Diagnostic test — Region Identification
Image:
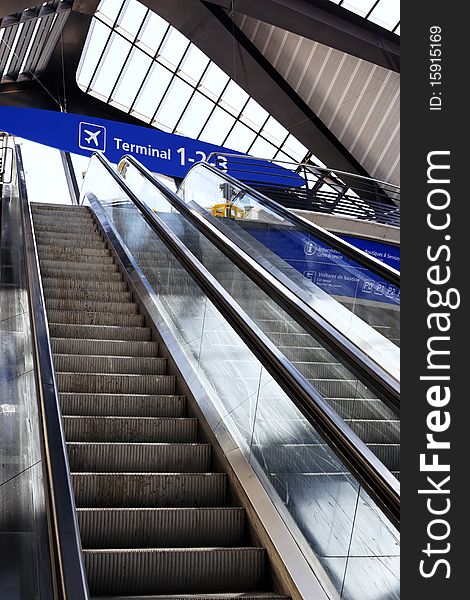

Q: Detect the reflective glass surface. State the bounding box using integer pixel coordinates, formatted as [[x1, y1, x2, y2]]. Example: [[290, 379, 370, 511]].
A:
[[179, 164, 400, 373]]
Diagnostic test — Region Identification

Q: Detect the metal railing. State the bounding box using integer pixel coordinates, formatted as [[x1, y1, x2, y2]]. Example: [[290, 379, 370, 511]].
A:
[[16, 144, 90, 600], [207, 152, 400, 227], [101, 152, 400, 527]]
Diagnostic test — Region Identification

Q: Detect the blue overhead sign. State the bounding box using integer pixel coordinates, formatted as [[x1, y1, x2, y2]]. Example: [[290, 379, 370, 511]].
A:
[[0, 107, 303, 185]]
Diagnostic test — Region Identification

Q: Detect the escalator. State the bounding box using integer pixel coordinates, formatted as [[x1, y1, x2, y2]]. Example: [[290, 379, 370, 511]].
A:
[[2, 141, 399, 600]]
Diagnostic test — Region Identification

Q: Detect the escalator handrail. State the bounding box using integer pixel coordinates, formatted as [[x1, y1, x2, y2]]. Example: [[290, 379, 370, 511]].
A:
[[87, 153, 400, 529], [188, 158, 400, 286], [118, 154, 400, 413], [16, 144, 90, 600]]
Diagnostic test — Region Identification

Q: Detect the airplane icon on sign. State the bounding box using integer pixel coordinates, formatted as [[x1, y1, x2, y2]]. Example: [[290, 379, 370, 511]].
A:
[[79, 121, 107, 152], [84, 129, 102, 146]]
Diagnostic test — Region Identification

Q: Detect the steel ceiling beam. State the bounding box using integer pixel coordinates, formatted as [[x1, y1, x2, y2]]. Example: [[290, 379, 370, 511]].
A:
[[202, 0, 400, 71]]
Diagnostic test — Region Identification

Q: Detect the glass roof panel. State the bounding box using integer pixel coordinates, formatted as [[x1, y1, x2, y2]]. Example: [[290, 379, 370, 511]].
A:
[[136, 12, 169, 55], [249, 136, 278, 160], [81, 0, 326, 168], [116, 0, 147, 40], [96, 0, 122, 25], [220, 80, 249, 116], [199, 63, 230, 101], [338, 0, 400, 34], [153, 77, 193, 130], [110, 47, 152, 110], [224, 122, 257, 153], [179, 44, 210, 85], [199, 107, 236, 145], [175, 92, 214, 138], [261, 117, 289, 147], [368, 0, 400, 30], [90, 33, 131, 101], [77, 19, 110, 90], [341, 0, 377, 17], [131, 61, 173, 121], [240, 99, 269, 130], [158, 28, 189, 69]]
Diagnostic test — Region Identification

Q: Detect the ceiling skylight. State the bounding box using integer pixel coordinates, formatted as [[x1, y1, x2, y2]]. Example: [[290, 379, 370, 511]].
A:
[[77, 0, 314, 165]]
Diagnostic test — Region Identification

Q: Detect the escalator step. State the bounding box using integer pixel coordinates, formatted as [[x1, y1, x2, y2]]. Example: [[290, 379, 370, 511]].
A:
[[46, 299, 139, 314], [83, 547, 265, 596], [49, 323, 152, 341], [57, 372, 176, 394], [92, 594, 288, 600], [345, 419, 400, 444], [77, 507, 245, 548], [48, 310, 143, 327], [37, 237, 108, 249], [39, 259, 119, 274], [52, 338, 158, 357], [67, 442, 211, 472], [60, 393, 185, 417], [72, 473, 227, 508], [38, 246, 112, 259], [45, 289, 133, 302], [43, 277, 127, 291], [53, 354, 167, 375], [43, 269, 123, 282], [63, 415, 196, 442], [35, 231, 103, 242]]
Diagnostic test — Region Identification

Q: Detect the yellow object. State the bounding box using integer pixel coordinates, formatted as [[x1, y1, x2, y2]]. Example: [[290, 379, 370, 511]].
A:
[[210, 203, 245, 219]]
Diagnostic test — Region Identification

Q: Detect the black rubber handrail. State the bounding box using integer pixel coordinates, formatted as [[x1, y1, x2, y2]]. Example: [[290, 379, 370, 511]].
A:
[[85, 152, 399, 529], [189, 158, 400, 286], [16, 144, 90, 600], [119, 154, 400, 414]]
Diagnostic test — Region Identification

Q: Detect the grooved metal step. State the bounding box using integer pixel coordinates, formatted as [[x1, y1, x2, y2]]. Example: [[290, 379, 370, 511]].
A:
[[44, 269, 123, 282], [45, 289, 133, 302], [63, 416, 197, 442], [33, 222, 98, 232], [83, 547, 265, 596], [35, 231, 102, 242], [38, 247, 112, 259], [345, 419, 400, 444], [72, 473, 227, 507], [38, 238, 108, 249], [47, 299, 139, 314], [60, 393, 185, 417], [57, 372, 176, 394], [43, 277, 127, 291], [47, 310, 143, 327], [67, 442, 210, 472], [49, 323, 151, 341], [52, 338, 158, 357], [40, 259, 118, 274], [92, 594, 287, 600], [77, 507, 245, 548], [53, 354, 166, 375]]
